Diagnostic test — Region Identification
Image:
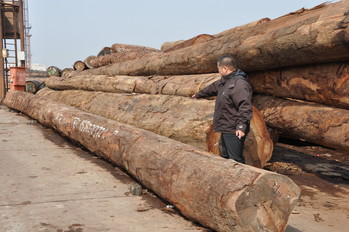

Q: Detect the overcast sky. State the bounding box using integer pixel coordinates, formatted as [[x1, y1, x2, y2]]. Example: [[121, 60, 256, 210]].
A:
[[29, 0, 333, 69]]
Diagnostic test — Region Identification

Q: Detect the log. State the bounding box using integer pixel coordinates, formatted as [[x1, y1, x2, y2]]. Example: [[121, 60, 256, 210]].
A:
[[253, 94, 349, 152], [97, 47, 112, 57], [214, 17, 271, 38], [91, 44, 162, 68], [45, 73, 220, 97], [46, 66, 61, 77], [160, 18, 270, 52], [78, 0, 349, 76], [45, 60, 349, 109], [161, 40, 184, 51], [4, 91, 300, 232], [111, 43, 160, 53], [61, 68, 74, 77], [37, 88, 273, 168], [91, 50, 161, 68], [249, 61, 349, 109], [73, 60, 87, 71], [25, 80, 45, 94], [84, 55, 97, 69], [162, 34, 214, 52]]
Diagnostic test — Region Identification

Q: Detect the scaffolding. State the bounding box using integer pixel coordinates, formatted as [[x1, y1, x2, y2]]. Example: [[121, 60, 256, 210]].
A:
[[0, 0, 28, 101], [23, 0, 30, 69]]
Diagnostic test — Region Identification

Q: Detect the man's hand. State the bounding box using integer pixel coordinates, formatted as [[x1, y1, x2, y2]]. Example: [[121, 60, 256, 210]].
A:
[[236, 130, 245, 139]]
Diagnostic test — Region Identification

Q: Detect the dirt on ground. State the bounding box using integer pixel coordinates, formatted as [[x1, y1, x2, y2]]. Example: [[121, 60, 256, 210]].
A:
[[265, 138, 349, 232]]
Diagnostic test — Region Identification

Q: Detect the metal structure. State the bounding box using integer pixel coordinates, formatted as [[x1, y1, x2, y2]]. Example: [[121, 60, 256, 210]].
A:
[[0, 0, 28, 102], [23, 0, 30, 68]]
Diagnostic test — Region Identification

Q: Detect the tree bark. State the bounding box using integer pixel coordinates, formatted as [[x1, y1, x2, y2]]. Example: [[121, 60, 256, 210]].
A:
[[253, 94, 349, 152], [160, 18, 270, 52], [4, 91, 300, 232], [111, 43, 160, 53], [249, 61, 349, 109], [97, 47, 112, 57], [161, 40, 184, 52], [91, 50, 161, 68], [78, 1, 349, 76], [45, 73, 221, 97], [214, 17, 271, 38], [90, 44, 162, 68], [37, 88, 273, 168], [161, 34, 214, 52]]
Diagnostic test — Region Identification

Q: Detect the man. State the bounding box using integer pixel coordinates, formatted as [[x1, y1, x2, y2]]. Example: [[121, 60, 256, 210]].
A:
[[192, 55, 252, 163]]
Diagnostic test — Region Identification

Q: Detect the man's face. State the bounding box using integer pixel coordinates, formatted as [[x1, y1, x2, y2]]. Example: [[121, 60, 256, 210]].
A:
[[217, 65, 229, 76]]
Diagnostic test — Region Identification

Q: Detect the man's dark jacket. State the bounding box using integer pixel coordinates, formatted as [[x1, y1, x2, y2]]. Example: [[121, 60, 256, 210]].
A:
[[195, 69, 252, 133]]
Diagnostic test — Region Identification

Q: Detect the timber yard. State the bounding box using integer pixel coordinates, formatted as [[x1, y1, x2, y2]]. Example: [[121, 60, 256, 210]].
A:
[[0, 1, 348, 232]]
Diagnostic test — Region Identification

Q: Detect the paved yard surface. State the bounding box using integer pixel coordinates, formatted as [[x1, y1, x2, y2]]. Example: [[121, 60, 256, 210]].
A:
[[0, 106, 207, 232]]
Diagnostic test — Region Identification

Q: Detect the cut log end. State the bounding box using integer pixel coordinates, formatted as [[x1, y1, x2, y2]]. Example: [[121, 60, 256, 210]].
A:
[[234, 173, 300, 232], [84, 55, 97, 69], [47, 66, 61, 77]]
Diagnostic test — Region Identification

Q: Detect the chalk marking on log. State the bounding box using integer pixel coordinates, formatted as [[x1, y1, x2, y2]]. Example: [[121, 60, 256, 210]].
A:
[[55, 113, 63, 124], [72, 117, 108, 138]]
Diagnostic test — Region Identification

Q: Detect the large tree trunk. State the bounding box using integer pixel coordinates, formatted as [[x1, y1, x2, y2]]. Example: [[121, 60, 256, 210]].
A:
[[91, 44, 161, 68], [250, 61, 349, 109], [78, 1, 348, 76], [111, 43, 160, 53], [161, 34, 214, 52], [4, 91, 300, 232], [160, 18, 270, 52], [253, 94, 349, 152], [214, 17, 271, 38], [37, 88, 273, 168], [91, 50, 161, 68], [45, 73, 220, 97]]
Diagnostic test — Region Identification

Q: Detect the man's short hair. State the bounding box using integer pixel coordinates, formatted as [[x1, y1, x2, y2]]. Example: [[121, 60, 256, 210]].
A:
[[217, 54, 237, 69]]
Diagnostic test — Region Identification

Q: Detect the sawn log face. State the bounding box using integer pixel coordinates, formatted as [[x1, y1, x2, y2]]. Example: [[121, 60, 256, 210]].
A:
[[4, 91, 300, 232]]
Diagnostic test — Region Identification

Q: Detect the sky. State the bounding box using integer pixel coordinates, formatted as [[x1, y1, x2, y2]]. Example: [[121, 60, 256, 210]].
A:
[[29, 0, 334, 69]]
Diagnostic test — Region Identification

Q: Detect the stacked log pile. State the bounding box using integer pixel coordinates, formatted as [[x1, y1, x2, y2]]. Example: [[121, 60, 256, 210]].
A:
[[6, 1, 349, 231], [45, 0, 349, 152], [67, 1, 349, 76]]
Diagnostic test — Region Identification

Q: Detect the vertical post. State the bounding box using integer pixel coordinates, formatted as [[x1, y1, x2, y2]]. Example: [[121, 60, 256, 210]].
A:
[[0, 2, 5, 102], [13, 1, 18, 67], [18, 0, 24, 67]]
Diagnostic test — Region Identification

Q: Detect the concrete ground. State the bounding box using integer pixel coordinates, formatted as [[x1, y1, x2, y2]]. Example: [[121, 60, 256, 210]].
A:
[[0, 106, 207, 232]]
